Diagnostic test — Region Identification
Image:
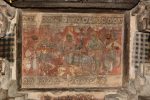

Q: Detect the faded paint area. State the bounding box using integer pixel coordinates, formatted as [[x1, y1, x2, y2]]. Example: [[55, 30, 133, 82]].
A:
[[21, 12, 124, 89], [40, 94, 103, 100], [26, 91, 116, 100]]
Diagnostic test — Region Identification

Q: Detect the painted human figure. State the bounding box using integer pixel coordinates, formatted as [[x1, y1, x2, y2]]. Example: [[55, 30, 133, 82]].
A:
[[104, 41, 121, 74], [96, 27, 122, 75]]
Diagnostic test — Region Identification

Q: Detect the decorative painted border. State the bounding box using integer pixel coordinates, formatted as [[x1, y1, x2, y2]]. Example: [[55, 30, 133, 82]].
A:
[[15, 9, 130, 92]]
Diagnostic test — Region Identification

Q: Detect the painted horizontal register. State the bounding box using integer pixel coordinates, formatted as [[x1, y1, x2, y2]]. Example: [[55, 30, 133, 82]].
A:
[[21, 12, 124, 89]]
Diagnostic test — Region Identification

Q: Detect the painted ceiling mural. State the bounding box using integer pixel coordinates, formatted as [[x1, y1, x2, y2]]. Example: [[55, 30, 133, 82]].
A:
[[21, 12, 124, 88]]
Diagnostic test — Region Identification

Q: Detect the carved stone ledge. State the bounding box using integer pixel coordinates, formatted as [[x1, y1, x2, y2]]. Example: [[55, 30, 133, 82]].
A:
[[139, 96, 150, 100], [4, 0, 139, 9]]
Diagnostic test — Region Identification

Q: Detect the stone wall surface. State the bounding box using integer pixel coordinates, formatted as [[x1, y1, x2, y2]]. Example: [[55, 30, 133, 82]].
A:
[[0, 0, 150, 100]]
